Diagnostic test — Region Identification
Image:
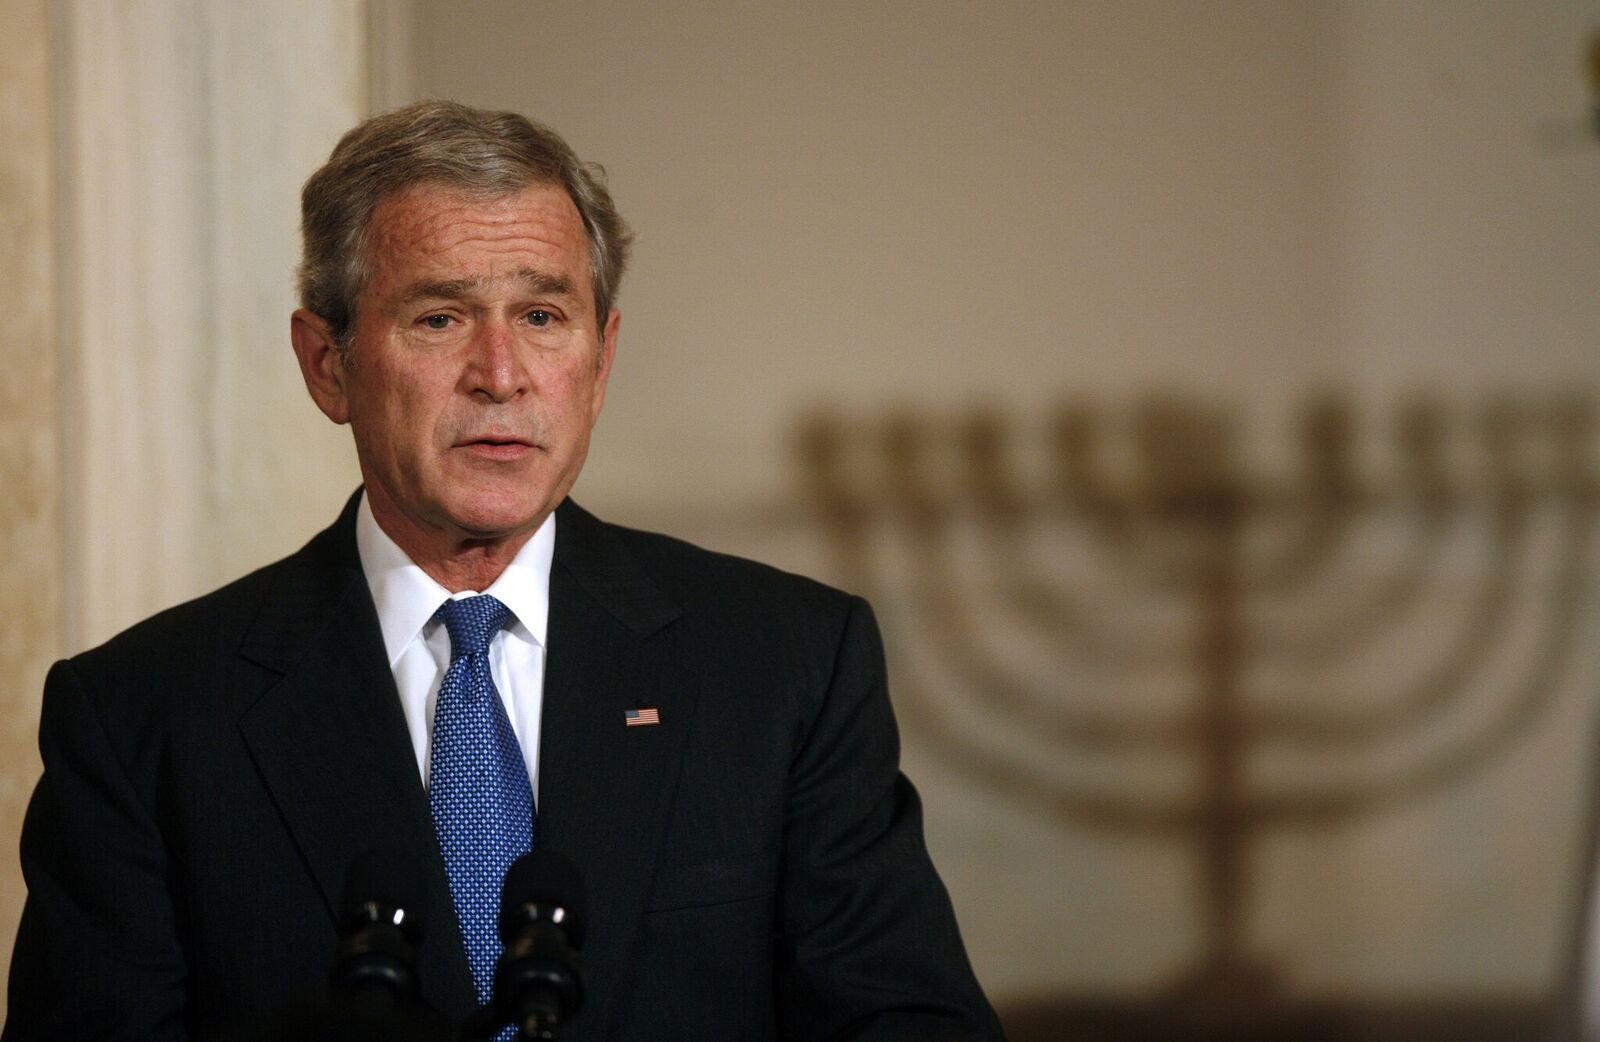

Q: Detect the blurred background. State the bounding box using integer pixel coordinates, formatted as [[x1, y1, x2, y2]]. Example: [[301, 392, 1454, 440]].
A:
[[5, 1, 1600, 1038]]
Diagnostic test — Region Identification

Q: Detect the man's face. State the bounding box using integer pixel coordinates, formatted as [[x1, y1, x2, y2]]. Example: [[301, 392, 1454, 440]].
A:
[[295, 182, 618, 556]]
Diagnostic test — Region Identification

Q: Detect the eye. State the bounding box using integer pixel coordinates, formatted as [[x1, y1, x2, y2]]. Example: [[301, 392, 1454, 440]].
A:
[[421, 313, 453, 330], [527, 309, 552, 328]]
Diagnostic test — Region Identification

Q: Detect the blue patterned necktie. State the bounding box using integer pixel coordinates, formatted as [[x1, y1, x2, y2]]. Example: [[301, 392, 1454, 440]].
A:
[[428, 595, 535, 1010]]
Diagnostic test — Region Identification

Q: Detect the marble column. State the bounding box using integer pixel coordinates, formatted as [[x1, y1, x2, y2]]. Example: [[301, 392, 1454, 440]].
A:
[[56, 0, 369, 652], [2, 0, 379, 1003], [0, 0, 61, 993]]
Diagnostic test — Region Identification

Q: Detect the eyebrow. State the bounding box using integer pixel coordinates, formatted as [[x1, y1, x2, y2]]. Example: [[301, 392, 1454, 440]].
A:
[[401, 268, 578, 306]]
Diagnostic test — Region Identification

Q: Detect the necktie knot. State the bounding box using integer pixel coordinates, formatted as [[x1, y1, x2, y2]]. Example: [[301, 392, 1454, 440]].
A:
[[434, 595, 513, 663]]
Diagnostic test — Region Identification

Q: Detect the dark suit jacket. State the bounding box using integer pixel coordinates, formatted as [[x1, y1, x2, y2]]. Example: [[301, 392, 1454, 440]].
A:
[[4, 494, 1002, 1041]]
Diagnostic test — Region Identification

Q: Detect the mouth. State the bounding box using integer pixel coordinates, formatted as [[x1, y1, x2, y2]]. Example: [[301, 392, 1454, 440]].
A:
[[457, 434, 537, 461]]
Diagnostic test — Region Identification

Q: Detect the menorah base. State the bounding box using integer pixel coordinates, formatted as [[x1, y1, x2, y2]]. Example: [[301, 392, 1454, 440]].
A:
[[998, 994, 1551, 1042], [1162, 953, 1283, 1008]]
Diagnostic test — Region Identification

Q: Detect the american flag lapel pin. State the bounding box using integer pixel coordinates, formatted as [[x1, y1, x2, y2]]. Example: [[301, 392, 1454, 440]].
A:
[[625, 707, 661, 727]]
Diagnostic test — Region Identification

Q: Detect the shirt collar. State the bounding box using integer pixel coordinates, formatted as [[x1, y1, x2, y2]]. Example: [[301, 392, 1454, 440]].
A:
[[354, 491, 555, 666]]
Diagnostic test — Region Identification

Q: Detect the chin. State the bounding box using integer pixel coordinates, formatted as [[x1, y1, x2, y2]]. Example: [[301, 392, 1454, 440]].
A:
[[445, 494, 552, 541]]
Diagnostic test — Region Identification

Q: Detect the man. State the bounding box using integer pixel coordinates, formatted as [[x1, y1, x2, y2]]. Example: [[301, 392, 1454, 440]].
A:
[[4, 101, 1003, 1041]]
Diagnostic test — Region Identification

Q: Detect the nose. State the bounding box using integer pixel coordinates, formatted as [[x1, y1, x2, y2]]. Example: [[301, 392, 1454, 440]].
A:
[[463, 317, 527, 403]]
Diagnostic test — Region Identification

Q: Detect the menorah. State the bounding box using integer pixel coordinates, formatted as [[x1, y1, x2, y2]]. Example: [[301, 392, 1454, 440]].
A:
[[796, 393, 1598, 1005]]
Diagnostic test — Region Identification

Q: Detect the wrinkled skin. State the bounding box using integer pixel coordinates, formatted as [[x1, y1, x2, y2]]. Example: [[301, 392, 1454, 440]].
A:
[[292, 182, 619, 591]]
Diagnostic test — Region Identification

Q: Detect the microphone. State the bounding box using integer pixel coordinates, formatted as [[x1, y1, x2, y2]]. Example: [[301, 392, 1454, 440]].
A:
[[463, 850, 586, 1040], [242, 848, 450, 1042], [331, 845, 426, 999]]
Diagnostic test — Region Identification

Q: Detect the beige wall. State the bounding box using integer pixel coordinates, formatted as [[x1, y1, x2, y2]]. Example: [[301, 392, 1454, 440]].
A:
[[410, 1, 1600, 522]]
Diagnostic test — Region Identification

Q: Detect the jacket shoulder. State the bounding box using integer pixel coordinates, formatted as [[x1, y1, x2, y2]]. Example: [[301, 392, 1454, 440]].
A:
[[65, 520, 348, 703], [590, 514, 858, 621]]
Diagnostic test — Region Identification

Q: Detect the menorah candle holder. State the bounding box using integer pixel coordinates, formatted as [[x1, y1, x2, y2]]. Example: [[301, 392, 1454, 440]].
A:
[[797, 393, 1598, 1007]]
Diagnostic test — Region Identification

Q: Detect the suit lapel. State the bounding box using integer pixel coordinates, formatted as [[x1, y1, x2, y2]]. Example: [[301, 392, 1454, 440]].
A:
[[540, 502, 689, 1041], [232, 495, 478, 1020]]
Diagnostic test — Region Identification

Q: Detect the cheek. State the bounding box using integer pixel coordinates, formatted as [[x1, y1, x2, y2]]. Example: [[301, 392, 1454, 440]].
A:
[[372, 365, 450, 421], [552, 359, 605, 410], [350, 374, 441, 462]]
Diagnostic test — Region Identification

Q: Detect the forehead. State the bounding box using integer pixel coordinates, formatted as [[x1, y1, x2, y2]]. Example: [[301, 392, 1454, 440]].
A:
[[363, 182, 592, 301]]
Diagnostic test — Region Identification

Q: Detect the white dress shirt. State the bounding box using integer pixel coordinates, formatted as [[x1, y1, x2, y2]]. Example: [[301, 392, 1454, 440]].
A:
[[354, 492, 552, 799]]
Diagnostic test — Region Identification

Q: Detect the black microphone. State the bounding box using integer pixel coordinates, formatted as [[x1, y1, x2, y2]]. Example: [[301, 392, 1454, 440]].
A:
[[463, 850, 586, 1041], [331, 845, 427, 998], [239, 848, 450, 1042]]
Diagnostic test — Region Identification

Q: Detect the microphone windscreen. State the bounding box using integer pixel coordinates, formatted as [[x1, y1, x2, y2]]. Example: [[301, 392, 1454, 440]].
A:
[[340, 845, 428, 929], [500, 849, 586, 947]]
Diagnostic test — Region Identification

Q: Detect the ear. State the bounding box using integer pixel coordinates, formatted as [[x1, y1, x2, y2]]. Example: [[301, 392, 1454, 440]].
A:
[[590, 308, 620, 422], [290, 308, 351, 425]]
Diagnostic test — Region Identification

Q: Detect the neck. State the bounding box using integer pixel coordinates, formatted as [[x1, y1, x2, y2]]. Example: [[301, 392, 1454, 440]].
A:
[[407, 535, 535, 593]]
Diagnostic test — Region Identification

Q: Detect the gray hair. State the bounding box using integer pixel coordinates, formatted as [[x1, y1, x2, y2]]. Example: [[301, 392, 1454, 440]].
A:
[[298, 100, 632, 353]]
